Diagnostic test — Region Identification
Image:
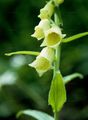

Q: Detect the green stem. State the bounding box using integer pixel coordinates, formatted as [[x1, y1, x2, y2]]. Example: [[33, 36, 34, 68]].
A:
[[54, 6, 63, 27], [53, 46, 61, 120], [54, 45, 61, 74], [56, 46, 61, 69], [53, 4, 62, 120], [54, 111, 58, 120]]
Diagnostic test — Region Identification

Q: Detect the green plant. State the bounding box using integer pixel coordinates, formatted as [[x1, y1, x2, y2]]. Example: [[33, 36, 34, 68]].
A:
[[5, 0, 88, 120]]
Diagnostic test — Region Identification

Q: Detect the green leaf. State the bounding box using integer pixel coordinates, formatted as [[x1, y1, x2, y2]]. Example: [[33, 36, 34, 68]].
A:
[[5, 51, 40, 56], [17, 109, 54, 120], [48, 71, 66, 112], [64, 73, 83, 84], [62, 32, 88, 43]]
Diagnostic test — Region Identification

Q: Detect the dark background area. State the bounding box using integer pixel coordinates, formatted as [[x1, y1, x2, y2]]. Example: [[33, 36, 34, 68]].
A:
[[0, 0, 88, 120]]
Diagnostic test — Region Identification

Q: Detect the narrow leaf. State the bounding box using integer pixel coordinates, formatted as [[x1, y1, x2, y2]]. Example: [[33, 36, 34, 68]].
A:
[[5, 51, 40, 56], [17, 109, 54, 120], [62, 32, 88, 43], [64, 73, 83, 84], [48, 71, 66, 112]]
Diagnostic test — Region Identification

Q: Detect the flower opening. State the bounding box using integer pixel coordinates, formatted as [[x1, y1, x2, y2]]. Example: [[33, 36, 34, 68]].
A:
[[41, 26, 62, 48]]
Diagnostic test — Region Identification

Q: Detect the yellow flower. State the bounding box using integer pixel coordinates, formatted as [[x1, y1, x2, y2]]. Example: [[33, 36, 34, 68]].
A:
[[31, 19, 50, 40], [54, 0, 64, 5], [41, 26, 62, 48], [29, 47, 54, 76], [29, 57, 51, 76], [38, 1, 54, 19], [39, 47, 54, 63]]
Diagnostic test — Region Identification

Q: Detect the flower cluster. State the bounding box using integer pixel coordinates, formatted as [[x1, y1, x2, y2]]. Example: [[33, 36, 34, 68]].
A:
[[29, 0, 64, 76]]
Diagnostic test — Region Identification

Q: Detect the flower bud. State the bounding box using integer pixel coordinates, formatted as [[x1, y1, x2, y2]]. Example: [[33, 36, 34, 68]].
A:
[[41, 26, 62, 48], [31, 19, 50, 40], [29, 57, 51, 76], [38, 1, 54, 19], [54, 0, 64, 6]]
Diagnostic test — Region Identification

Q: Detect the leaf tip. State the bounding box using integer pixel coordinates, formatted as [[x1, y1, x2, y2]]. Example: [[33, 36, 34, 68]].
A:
[[5, 53, 11, 56], [79, 74, 84, 79]]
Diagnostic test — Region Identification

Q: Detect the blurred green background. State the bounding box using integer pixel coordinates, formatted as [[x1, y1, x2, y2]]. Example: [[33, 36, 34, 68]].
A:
[[0, 0, 88, 120]]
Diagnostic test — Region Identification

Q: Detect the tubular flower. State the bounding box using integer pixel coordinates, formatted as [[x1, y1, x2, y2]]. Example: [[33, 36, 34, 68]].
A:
[[29, 57, 51, 76], [38, 47, 54, 63], [38, 1, 54, 19], [54, 0, 64, 5], [29, 47, 54, 76], [41, 26, 62, 48], [31, 19, 50, 40]]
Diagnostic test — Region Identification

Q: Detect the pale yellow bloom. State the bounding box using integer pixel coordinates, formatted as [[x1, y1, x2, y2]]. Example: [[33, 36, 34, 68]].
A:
[[38, 1, 54, 19], [39, 47, 54, 63], [29, 57, 51, 76], [31, 19, 50, 40], [41, 26, 62, 48], [29, 47, 54, 76]]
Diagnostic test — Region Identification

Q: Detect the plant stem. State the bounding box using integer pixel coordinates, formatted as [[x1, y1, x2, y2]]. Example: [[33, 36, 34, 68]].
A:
[[54, 111, 58, 120], [53, 46, 61, 120], [56, 46, 61, 69], [53, 4, 62, 120], [54, 6, 63, 27], [54, 46, 61, 75]]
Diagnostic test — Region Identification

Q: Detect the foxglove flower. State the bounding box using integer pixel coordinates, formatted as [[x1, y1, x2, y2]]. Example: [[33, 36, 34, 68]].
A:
[[31, 19, 50, 40], [41, 26, 62, 48], [29, 47, 54, 76], [38, 1, 54, 19], [38, 47, 54, 63]]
